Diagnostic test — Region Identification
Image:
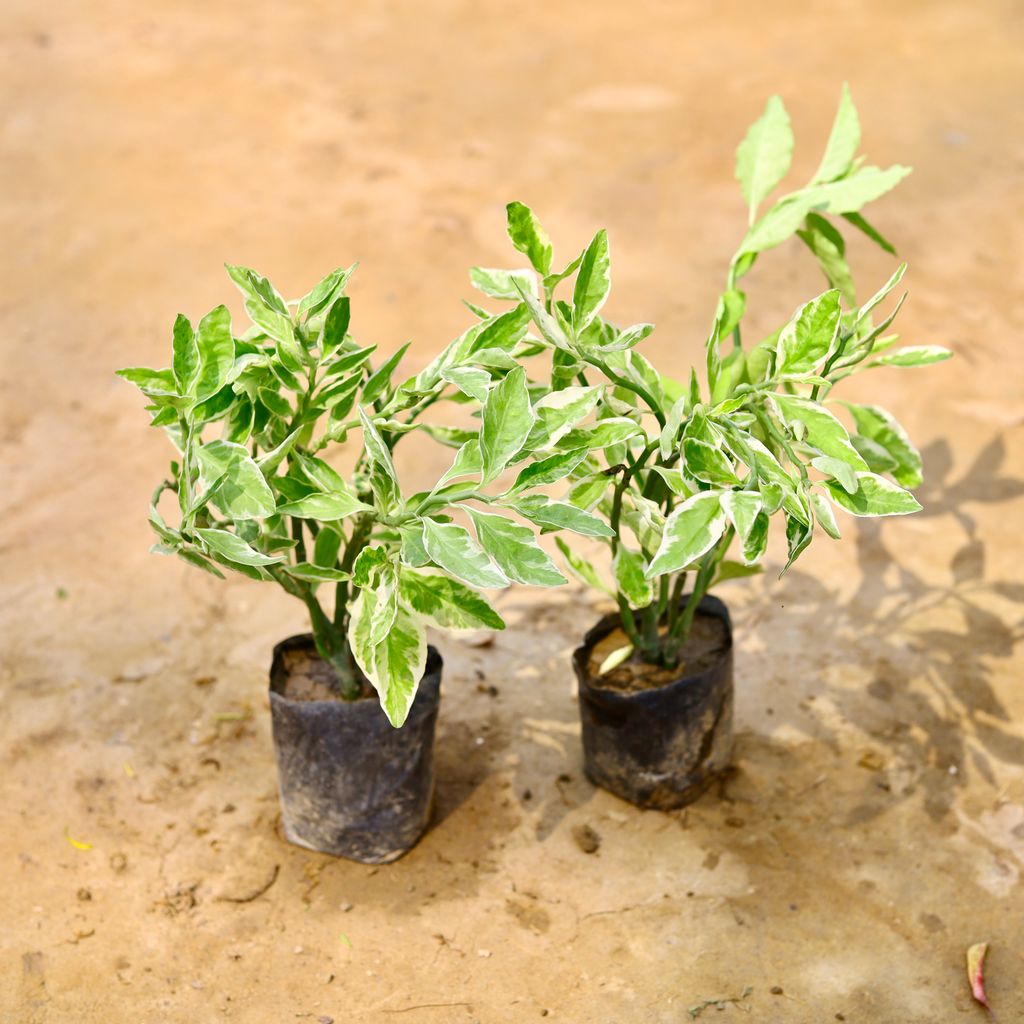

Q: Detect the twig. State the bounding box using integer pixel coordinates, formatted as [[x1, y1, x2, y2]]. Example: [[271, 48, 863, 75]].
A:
[[382, 1002, 472, 1014]]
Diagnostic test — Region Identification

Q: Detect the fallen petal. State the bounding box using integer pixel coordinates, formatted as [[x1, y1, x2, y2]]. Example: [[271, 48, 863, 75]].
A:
[[966, 942, 990, 1010]]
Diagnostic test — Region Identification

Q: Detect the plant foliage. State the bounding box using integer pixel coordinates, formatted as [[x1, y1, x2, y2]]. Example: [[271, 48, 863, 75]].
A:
[[465, 84, 949, 671], [118, 264, 613, 725]]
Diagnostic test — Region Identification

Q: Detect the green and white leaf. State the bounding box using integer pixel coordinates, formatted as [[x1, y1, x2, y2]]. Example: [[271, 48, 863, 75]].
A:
[[812, 83, 860, 184], [193, 305, 235, 403], [480, 366, 535, 483], [277, 490, 373, 521], [349, 591, 427, 728], [572, 229, 611, 333], [464, 507, 566, 586], [421, 518, 508, 588], [506, 201, 553, 275], [398, 567, 505, 631], [840, 402, 922, 488], [735, 95, 794, 223], [196, 528, 282, 566], [285, 562, 350, 582], [558, 417, 645, 452], [613, 546, 653, 608], [196, 439, 276, 519], [720, 491, 764, 564], [771, 394, 867, 470], [171, 314, 198, 394], [511, 496, 614, 538], [775, 289, 841, 379], [873, 345, 952, 368], [825, 472, 922, 516], [510, 449, 589, 494], [645, 491, 726, 578], [525, 385, 603, 450], [441, 366, 492, 403], [556, 537, 612, 594], [810, 492, 842, 539], [470, 266, 538, 301]]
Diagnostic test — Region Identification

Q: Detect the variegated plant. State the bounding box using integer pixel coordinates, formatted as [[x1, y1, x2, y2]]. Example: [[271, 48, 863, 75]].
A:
[[118, 265, 613, 725], [470, 85, 950, 673]]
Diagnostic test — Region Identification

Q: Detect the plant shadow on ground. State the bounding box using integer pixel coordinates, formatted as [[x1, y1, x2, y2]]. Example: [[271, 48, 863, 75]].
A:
[[501, 433, 1024, 847], [737, 433, 1024, 825]]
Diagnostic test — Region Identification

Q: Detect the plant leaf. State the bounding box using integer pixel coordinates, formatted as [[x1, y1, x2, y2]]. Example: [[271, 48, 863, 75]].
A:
[[196, 528, 282, 566], [797, 214, 856, 305], [480, 365, 535, 484], [349, 591, 426, 728], [682, 438, 742, 486], [470, 266, 538, 300], [171, 314, 198, 395], [362, 342, 411, 404], [512, 495, 614, 538], [196, 439, 276, 519], [873, 345, 952, 368], [825, 472, 922, 516], [645, 492, 726, 578], [320, 296, 351, 354], [810, 492, 842, 539], [613, 546, 653, 608], [194, 305, 235, 403], [775, 289, 841, 379], [771, 394, 867, 470], [572, 229, 611, 333], [840, 402, 922, 488], [720, 491, 764, 563], [285, 562, 350, 582], [556, 537, 612, 594], [525, 385, 603, 450], [277, 491, 373, 521], [441, 366, 492, 403], [735, 95, 793, 223], [298, 264, 356, 319], [812, 82, 861, 184], [399, 567, 505, 630], [464, 507, 566, 587], [421, 518, 508, 588], [510, 449, 589, 493], [506, 202, 553, 275], [558, 417, 645, 452]]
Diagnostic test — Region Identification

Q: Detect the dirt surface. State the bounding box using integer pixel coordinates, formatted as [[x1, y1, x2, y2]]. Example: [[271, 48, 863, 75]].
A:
[[587, 612, 730, 692], [275, 644, 374, 703], [2, 2, 1023, 1022]]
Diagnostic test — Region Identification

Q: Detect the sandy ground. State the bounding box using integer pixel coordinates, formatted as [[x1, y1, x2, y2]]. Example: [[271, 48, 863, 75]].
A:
[[2, 1, 1023, 1021]]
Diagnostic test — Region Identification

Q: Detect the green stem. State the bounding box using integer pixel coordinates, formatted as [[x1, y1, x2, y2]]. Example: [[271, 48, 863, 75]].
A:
[[301, 588, 359, 699], [616, 595, 644, 650], [609, 441, 660, 555], [586, 356, 667, 428], [290, 518, 308, 563]]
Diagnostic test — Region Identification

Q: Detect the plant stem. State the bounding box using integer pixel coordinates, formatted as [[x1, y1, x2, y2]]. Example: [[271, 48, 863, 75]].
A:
[[586, 355, 667, 428]]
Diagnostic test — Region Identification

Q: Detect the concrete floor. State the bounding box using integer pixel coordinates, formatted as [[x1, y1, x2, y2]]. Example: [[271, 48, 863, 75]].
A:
[[2, 1, 1022, 1021]]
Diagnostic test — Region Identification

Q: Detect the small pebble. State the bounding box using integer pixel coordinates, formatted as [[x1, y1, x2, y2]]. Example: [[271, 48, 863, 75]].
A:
[[572, 824, 601, 854], [477, 949, 492, 958], [294, 946, 304, 954], [771, 986, 784, 995]]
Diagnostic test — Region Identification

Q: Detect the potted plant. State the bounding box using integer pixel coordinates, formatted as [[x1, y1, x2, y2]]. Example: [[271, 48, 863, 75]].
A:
[[118, 262, 612, 861], [469, 86, 951, 809]]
